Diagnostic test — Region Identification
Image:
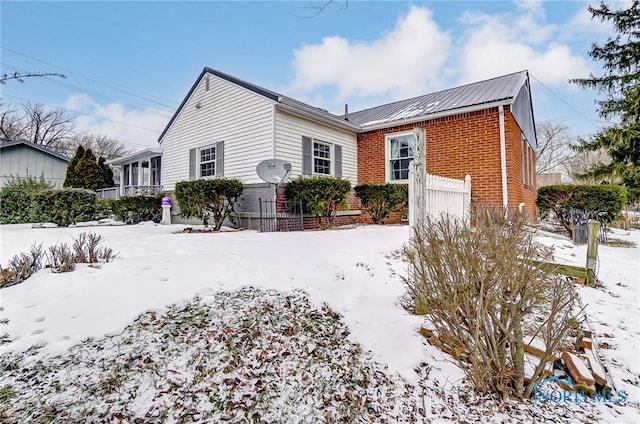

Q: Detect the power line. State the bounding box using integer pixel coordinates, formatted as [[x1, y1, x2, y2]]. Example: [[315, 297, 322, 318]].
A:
[[1, 47, 179, 109], [529, 72, 601, 130], [2, 93, 165, 146], [1, 62, 173, 119]]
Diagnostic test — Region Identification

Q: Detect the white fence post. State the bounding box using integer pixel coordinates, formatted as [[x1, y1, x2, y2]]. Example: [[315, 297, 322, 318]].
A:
[[463, 174, 471, 222], [409, 127, 426, 237]]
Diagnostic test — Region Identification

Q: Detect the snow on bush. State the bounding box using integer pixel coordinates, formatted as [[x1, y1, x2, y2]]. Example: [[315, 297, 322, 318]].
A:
[[0, 287, 424, 423]]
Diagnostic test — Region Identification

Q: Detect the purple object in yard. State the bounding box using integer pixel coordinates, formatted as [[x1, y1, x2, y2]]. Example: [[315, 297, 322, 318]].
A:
[[161, 196, 172, 206]]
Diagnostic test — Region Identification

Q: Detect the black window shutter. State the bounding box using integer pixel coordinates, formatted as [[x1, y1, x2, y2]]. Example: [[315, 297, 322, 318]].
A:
[[302, 136, 312, 175], [215, 141, 224, 177], [334, 144, 342, 178], [189, 148, 196, 180]]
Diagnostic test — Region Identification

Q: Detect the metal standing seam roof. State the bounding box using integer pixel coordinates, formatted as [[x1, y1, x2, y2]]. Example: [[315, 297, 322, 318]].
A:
[[0, 139, 70, 161], [158, 68, 531, 142], [345, 71, 529, 128]]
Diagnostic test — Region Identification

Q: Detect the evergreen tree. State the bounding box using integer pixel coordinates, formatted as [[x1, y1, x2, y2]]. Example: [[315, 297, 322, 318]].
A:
[[74, 148, 104, 190], [571, 1, 640, 202], [98, 157, 115, 188], [63, 145, 85, 188]]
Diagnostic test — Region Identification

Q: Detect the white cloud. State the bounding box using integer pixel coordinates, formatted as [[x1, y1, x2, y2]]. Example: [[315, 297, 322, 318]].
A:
[[289, 6, 451, 102], [456, 5, 591, 85], [286, 2, 597, 114], [63, 94, 171, 149]]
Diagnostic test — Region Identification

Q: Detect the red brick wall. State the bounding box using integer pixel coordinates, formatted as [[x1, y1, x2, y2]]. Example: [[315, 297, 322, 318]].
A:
[[504, 106, 537, 217], [357, 106, 537, 219]]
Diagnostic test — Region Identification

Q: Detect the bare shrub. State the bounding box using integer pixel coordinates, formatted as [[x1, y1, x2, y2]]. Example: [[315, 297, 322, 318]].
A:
[[47, 243, 76, 273], [98, 247, 118, 263], [1, 234, 119, 288], [403, 207, 577, 399], [0, 244, 44, 288], [72, 232, 105, 263], [0, 307, 9, 346]]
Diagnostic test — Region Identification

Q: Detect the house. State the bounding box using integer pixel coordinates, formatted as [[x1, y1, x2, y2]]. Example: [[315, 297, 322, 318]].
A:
[[145, 67, 538, 225], [158, 67, 361, 226], [537, 172, 573, 188], [0, 139, 69, 188], [348, 71, 538, 217]]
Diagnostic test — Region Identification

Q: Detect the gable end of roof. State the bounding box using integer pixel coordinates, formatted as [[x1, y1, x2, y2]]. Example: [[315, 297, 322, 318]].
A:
[[158, 67, 282, 143], [0, 139, 70, 161]]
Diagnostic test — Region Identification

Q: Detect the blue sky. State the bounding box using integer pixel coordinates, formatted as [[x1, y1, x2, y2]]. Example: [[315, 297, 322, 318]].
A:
[[0, 1, 622, 150]]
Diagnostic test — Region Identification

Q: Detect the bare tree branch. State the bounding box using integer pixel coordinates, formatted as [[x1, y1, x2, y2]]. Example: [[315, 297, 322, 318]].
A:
[[303, 0, 348, 18], [0, 71, 65, 84], [535, 121, 576, 174], [56, 133, 131, 161], [21, 102, 75, 147]]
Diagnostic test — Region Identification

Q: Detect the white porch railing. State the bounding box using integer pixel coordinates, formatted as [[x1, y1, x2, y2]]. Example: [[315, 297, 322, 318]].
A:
[[95, 185, 163, 199]]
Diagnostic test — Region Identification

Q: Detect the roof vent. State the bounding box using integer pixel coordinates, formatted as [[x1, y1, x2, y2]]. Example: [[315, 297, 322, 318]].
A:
[[344, 104, 349, 121]]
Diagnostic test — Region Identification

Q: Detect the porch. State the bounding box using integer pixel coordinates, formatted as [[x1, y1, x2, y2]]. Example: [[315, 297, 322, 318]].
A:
[[105, 148, 163, 199]]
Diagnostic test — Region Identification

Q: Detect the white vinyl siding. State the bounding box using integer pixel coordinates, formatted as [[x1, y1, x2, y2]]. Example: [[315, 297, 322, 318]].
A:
[[160, 72, 276, 190], [0, 145, 68, 188], [274, 109, 357, 183]]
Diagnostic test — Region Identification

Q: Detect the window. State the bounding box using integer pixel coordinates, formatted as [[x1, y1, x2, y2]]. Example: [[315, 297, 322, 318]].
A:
[[123, 164, 130, 186], [313, 141, 331, 175], [131, 162, 139, 186], [151, 156, 161, 185], [189, 142, 223, 180], [141, 160, 150, 185], [521, 134, 526, 184], [200, 145, 216, 177], [529, 146, 535, 188], [388, 133, 414, 181]]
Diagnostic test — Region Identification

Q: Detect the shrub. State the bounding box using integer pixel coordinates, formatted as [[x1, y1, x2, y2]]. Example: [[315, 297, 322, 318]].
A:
[[30, 188, 97, 226], [108, 194, 164, 223], [175, 179, 244, 231], [0, 175, 54, 224], [285, 176, 351, 229], [354, 183, 408, 224], [537, 184, 627, 237], [0, 244, 44, 288], [1, 233, 118, 288], [403, 207, 577, 399], [64, 146, 114, 190], [47, 243, 76, 273]]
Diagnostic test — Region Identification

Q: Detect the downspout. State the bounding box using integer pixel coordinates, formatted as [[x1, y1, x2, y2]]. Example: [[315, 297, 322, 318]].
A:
[[272, 104, 277, 159], [499, 105, 508, 210]]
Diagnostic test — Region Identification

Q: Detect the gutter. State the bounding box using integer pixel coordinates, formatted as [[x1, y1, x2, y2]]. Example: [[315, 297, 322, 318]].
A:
[[360, 99, 512, 132], [499, 105, 509, 209]]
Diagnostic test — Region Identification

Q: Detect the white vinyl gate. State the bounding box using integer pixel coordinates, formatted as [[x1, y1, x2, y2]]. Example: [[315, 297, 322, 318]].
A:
[[408, 128, 472, 231]]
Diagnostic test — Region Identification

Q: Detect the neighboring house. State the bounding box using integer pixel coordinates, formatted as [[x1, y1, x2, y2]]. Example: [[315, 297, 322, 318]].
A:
[[537, 172, 573, 188], [0, 139, 69, 188], [106, 148, 163, 198], [349, 70, 538, 217], [142, 67, 538, 224], [158, 67, 361, 224]]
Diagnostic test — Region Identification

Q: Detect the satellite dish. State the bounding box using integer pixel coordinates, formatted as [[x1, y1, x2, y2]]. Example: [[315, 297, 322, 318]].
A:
[[256, 159, 292, 185]]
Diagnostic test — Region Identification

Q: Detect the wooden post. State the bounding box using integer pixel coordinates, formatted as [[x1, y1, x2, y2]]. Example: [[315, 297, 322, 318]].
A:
[[586, 221, 600, 286]]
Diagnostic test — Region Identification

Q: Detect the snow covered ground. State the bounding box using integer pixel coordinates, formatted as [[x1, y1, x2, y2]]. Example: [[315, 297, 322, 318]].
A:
[[0, 223, 638, 422]]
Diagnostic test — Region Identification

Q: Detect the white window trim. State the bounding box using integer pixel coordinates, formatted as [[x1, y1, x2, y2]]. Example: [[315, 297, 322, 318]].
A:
[[198, 143, 217, 178], [312, 139, 333, 176], [385, 131, 415, 183]]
